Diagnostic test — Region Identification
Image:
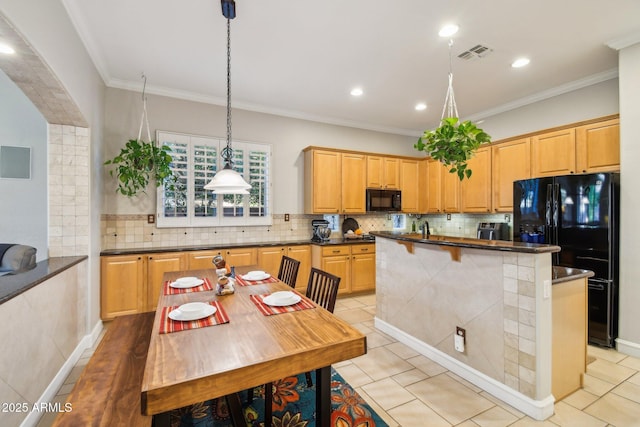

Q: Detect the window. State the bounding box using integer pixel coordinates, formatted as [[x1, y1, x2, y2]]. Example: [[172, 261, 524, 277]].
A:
[[156, 131, 272, 227]]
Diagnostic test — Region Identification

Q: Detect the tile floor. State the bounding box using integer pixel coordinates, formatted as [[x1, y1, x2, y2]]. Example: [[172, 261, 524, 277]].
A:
[[39, 293, 640, 427]]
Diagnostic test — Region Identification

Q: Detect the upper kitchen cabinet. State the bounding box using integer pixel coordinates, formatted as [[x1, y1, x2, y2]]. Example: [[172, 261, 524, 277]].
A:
[[460, 146, 492, 213], [304, 147, 366, 214], [531, 128, 577, 177], [442, 165, 461, 213], [366, 156, 400, 189], [418, 160, 429, 213], [341, 153, 367, 214], [492, 138, 531, 212], [400, 159, 420, 213], [531, 116, 620, 178], [575, 118, 620, 173], [426, 158, 443, 213]]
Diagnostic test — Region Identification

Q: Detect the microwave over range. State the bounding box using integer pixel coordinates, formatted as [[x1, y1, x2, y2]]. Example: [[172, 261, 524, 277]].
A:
[[366, 189, 402, 212]]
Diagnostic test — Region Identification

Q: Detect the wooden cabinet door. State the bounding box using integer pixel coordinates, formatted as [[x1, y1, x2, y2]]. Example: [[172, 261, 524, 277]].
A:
[[286, 245, 312, 292], [257, 246, 286, 277], [101, 255, 144, 320], [321, 255, 351, 295], [442, 166, 461, 213], [305, 149, 341, 213], [461, 147, 492, 213], [400, 159, 420, 213], [147, 252, 185, 311], [341, 153, 366, 213], [492, 138, 531, 212], [531, 128, 576, 177], [383, 157, 400, 189], [366, 155, 384, 188], [418, 159, 429, 213], [224, 247, 258, 267], [576, 118, 620, 173], [426, 158, 443, 213], [351, 244, 376, 293]]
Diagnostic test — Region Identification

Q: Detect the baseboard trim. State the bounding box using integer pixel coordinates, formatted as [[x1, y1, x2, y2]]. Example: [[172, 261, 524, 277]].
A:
[[615, 338, 640, 358], [375, 317, 555, 421], [20, 319, 104, 427]]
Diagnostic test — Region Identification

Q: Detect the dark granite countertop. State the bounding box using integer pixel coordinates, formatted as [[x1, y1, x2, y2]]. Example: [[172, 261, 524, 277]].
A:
[[100, 237, 376, 256], [371, 231, 561, 254], [552, 266, 594, 284], [0, 256, 88, 304]]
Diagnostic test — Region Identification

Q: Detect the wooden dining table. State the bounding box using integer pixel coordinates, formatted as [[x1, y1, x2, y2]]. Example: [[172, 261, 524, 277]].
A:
[[141, 267, 367, 427]]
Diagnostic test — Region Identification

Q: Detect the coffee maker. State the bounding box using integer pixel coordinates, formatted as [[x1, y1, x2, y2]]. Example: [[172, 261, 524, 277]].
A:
[[311, 219, 331, 242]]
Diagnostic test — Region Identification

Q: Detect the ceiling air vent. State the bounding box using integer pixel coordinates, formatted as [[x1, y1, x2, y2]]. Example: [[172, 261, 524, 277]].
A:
[[457, 44, 493, 61]]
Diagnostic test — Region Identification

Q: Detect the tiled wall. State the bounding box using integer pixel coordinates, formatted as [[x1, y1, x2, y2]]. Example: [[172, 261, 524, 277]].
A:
[[48, 125, 90, 257], [100, 212, 513, 250]]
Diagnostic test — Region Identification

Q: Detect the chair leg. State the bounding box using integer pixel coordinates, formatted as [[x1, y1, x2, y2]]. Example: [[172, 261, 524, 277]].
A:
[[265, 382, 272, 427], [247, 386, 254, 403], [305, 371, 313, 388]]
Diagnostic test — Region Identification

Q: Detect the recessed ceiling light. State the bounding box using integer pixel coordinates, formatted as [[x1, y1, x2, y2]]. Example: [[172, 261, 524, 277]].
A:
[[438, 24, 459, 38], [512, 57, 530, 68], [415, 103, 427, 111], [0, 42, 15, 55], [350, 87, 363, 97]]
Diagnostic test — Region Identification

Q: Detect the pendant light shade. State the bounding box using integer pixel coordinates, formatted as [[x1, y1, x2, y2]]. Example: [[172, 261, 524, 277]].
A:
[[204, 0, 251, 195], [204, 164, 250, 194]]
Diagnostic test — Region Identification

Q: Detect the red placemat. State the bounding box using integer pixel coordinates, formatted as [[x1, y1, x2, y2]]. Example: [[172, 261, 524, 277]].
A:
[[163, 278, 214, 295], [250, 291, 316, 316], [159, 301, 229, 334], [235, 274, 279, 286]]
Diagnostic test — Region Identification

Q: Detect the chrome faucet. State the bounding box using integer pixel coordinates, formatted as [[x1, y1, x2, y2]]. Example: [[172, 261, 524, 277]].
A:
[[422, 221, 430, 238]]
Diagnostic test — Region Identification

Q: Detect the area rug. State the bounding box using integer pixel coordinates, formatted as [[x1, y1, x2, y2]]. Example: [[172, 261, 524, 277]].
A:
[[170, 368, 388, 427]]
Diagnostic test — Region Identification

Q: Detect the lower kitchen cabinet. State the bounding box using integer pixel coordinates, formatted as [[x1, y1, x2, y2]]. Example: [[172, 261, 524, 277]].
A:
[[100, 252, 186, 320], [186, 247, 257, 270], [311, 244, 376, 295], [257, 245, 312, 292]]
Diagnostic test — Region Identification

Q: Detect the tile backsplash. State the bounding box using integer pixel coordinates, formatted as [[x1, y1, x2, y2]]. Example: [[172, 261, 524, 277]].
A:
[[101, 212, 512, 250]]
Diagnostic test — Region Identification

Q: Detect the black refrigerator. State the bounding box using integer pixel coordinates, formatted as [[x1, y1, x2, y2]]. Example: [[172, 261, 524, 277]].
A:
[[513, 172, 620, 347]]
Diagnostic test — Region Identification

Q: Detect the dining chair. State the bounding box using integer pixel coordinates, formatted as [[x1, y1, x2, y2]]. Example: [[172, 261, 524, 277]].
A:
[[249, 267, 341, 424], [277, 255, 300, 288]]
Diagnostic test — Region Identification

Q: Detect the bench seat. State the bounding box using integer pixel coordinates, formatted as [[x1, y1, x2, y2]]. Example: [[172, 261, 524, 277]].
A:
[[52, 312, 154, 427]]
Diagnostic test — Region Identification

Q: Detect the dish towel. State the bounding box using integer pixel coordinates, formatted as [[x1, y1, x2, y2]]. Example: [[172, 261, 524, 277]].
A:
[[250, 292, 316, 316], [159, 301, 229, 334], [163, 278, 214, 295], [235, 275, 279, 286]]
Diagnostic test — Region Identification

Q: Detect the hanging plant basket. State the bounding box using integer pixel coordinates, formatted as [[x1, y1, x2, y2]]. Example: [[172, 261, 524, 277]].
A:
[[104, 138, 176, 197], [104, 75, 177, 197], [415, 117, 491, 180]]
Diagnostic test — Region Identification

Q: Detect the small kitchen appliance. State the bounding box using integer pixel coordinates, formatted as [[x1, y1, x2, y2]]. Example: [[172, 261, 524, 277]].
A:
[[366, 189, 402, 212], [311, 219, 331, 242], [477, 222, 509, 240]]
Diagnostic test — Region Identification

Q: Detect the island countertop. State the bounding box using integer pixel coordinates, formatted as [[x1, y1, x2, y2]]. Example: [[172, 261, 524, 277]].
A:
[[371, 231, 561, 254]]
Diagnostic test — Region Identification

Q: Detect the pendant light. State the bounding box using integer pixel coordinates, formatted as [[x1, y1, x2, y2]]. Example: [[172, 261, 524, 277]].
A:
[[204, 0, 251, 195]]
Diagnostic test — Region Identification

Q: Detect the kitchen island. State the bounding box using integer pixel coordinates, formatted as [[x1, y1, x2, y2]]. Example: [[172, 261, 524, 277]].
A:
[[371, 231, 564, 420]]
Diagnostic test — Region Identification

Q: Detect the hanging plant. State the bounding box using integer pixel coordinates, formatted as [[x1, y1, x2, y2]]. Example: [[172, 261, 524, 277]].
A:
[[414, 38, 491, 180], [104, 74, 177, 197], [415, 117, 490, 180], [104, 138, 176, 197]]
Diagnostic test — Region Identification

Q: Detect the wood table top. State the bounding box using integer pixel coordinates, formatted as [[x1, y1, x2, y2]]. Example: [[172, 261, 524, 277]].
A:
[[141, 268, 367, 415]]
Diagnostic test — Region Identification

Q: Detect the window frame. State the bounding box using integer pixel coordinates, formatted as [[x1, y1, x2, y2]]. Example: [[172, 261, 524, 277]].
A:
[[156, 131, 272, 228]]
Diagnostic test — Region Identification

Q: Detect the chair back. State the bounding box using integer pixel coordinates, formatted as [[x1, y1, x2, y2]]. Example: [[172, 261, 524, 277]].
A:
[[305, 267, 341, 313], [277, 255, 301, 288]]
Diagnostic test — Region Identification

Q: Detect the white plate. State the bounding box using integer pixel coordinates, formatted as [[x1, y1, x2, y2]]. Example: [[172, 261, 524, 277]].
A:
[[168, 302, 217, 321], [243, 271, 271, 281], [170, 278, 205, 289], [263, 292, 301, 307]]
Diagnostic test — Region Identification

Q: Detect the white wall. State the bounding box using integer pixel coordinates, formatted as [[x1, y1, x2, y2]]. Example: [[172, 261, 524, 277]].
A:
[[103, 88, 418, 215], [480, 78, 619, 141], [617, 42, 640, 357], [0, 69, 48, 259]]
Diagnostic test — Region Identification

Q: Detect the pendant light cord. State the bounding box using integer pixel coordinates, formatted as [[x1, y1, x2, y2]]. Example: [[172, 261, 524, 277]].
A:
[[221, 17, 233, 166]]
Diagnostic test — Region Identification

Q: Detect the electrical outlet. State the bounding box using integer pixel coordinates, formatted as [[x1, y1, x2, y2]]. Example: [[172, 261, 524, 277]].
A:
[[454, 327, 466, 352], [447, 214, 451, 220], [284, 213, 290, 222], [147, 214, 155, 224], [504, 214, 510, 222]]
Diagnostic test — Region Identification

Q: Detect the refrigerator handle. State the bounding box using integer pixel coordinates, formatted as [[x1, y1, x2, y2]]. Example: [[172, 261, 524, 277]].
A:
[[545, 184, 552, 226], [553, 183, 559, 228]]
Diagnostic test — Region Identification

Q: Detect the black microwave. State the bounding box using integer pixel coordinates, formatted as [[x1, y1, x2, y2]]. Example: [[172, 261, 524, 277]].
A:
[[366, 189, 402, 212]]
